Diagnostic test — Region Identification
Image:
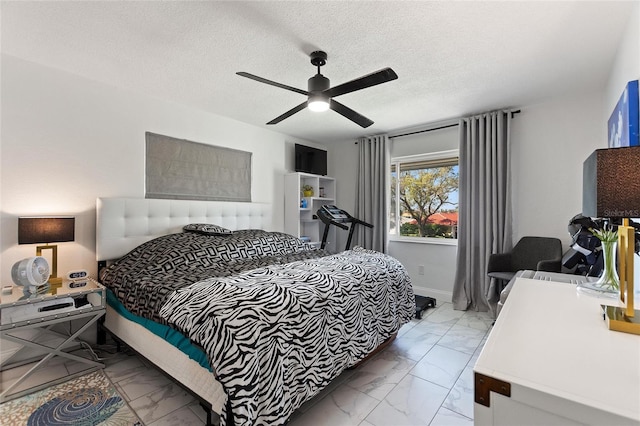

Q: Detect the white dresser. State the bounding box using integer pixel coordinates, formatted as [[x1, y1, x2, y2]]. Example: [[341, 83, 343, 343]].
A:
[[474, 277, 640, 425]]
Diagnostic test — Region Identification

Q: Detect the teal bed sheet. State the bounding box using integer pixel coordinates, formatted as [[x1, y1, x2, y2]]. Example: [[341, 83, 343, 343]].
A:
[[106, 290, 212, 371]]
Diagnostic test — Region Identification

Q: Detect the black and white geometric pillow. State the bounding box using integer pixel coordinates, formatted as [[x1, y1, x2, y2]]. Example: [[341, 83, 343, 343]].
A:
[[183, 223, 233, 236]]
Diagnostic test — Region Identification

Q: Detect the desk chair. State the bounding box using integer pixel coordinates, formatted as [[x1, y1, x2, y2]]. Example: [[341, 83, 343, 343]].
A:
[[487, 236, 563, 291]]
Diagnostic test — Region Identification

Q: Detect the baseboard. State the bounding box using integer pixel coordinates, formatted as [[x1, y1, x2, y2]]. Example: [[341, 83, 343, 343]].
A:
[[411, 286, 452, 303]]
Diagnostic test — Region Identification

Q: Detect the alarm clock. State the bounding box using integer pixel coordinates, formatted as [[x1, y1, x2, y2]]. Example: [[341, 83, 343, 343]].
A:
[[67, 269, 89, 281]]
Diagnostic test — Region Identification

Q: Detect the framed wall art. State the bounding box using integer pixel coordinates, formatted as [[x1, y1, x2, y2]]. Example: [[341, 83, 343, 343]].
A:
[[145, 132, 252, 202], [608, 80, 639, 148]]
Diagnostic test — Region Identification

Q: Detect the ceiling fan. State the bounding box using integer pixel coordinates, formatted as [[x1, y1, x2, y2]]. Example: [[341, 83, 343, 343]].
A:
[[236, 51, 398, 128]]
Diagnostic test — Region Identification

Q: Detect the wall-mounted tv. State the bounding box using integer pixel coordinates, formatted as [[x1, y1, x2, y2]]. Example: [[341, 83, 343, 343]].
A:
[[295, 144, 327, 176]]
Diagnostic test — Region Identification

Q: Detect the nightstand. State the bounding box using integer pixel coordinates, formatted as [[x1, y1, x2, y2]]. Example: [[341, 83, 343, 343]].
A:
[[0, 278, 106, 402]]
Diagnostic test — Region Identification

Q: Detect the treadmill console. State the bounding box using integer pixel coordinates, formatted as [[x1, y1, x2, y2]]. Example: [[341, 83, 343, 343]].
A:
[[321, 205, 349, 220]]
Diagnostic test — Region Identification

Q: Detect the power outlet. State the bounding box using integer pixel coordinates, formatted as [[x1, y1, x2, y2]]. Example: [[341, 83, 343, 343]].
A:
[[418, 265, 425, 275]]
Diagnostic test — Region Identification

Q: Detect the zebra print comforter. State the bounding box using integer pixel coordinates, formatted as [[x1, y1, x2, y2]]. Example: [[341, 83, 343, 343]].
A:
[[159, 246, 414, 426], [100, 230, 328, 323]]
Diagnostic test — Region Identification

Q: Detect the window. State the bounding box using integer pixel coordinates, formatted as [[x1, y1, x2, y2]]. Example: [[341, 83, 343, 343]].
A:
[[389, 150, 459, 242]]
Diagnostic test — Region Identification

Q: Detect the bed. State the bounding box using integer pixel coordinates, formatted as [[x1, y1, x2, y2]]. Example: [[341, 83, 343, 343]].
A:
[[96, 197, 414, 426]]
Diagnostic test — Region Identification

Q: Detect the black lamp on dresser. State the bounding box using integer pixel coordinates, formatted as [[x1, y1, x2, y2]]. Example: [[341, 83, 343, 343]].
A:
[[583, 145, 640, 334]]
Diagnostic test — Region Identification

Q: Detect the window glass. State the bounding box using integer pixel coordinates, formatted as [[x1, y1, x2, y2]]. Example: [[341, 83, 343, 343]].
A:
[[390, 152, 459, 240]]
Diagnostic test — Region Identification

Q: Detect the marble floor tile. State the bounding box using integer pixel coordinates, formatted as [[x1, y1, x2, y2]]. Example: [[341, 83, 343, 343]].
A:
[[148, 404, 206, 426], [289, 383, 380, 426], [116, 364, 174, 401], [103, 353, 148, 383], [455, 310, 494, 331], [468, 338, 486, 367], [430, 407, 473, 426], [99, 349, 131, 369], [397, 320, 417, 337], [345, 348, 416, 400], [423, 303, 466, 324], [113, 381, 128, 403], [63, 348, 103, 375], [365, 374, 449, 426], [64, 360, 95, 376], [442, 365, 475, 419], [128, 381, 196, 424], [437, 324, 487, 354], [391, 325, 442, 361], [409, 345, 471, 389], [410, 317, 457, 337]]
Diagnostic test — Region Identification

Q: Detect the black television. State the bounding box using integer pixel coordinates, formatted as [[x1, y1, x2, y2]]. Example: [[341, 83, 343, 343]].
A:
[[295, 144, 327, 176]]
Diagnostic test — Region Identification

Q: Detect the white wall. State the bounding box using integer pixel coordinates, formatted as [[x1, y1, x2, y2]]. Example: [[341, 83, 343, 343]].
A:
[[0, 55, 316, 284], [604, 2, 639, 117], [603, 2, 640, 291], [511, 90, 605, 250]]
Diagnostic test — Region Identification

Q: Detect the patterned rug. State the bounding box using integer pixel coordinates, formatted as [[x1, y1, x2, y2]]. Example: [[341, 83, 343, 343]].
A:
[[0, 370, 141, 425]]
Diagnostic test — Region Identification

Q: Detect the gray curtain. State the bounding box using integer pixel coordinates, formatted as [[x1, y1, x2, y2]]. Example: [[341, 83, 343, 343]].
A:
[[355, 135, 389, 253], [452, 111, 512, 313]]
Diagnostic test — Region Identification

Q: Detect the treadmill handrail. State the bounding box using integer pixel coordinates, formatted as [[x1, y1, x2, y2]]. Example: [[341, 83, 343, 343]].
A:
[[316, 207, 374, 250]]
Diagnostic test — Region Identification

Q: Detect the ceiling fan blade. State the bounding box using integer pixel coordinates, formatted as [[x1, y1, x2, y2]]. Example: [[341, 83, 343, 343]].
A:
[[330, 100, 374, 128], [266, 102, 308, 125], [237, 72, 309, 96], [325, 68, 398, 98]]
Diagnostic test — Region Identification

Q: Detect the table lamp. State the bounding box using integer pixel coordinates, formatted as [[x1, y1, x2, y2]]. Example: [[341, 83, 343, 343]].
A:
[[18, 217, 75, 285], [583, 146, 640, 334]]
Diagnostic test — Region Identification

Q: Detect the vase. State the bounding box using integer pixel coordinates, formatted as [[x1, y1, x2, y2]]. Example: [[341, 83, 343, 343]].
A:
[[594, 240, 620, 293]]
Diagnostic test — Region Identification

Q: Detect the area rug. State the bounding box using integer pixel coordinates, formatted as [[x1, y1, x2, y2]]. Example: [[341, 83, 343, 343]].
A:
[[0, 370, 141, 425]]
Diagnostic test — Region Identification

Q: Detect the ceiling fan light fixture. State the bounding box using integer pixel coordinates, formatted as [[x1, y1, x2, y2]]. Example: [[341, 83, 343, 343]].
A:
[[308, 94, 330, 112], [236, 50, 397, 127]]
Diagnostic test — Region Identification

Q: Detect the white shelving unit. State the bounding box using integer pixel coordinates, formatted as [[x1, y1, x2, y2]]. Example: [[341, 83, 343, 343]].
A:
[[284, 172, 336, 249]]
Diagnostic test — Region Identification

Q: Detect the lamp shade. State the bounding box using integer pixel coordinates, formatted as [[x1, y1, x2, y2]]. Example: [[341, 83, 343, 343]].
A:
[[582, 146, 640, 218], [18, 217, 75, 244]]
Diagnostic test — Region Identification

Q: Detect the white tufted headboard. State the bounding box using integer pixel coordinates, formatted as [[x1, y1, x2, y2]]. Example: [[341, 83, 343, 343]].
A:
[[96, 197, 272, 261]]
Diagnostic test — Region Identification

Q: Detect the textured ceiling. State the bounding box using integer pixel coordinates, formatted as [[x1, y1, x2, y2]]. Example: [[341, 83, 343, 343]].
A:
[[1, 1, 634, 143]]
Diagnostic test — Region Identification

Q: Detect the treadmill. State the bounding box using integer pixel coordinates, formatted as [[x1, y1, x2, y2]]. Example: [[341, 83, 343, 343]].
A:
[[316, 205, 373, 251], [316, 205, 436, 318]]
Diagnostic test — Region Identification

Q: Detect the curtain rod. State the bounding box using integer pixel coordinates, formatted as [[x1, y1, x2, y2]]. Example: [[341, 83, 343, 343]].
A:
[[390, 109, 521, 139]]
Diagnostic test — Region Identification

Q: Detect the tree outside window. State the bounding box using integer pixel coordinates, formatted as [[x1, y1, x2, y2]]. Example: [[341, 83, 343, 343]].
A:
[[390, 152, 459, 240]]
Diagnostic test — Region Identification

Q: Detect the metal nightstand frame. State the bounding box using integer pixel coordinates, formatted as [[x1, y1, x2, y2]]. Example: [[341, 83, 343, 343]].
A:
[[0, 281, 106, 402]]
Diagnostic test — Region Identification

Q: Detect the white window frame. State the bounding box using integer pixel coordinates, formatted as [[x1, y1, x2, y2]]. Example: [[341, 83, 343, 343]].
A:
[[389, 149, 459, 246]]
